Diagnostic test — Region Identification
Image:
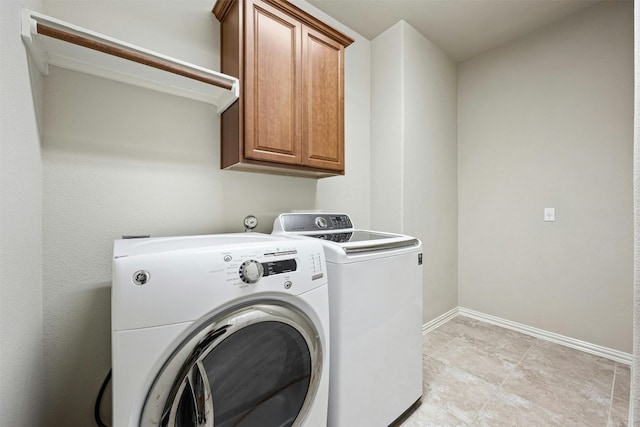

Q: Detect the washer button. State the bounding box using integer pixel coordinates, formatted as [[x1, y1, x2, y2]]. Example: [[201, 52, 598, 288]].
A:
[[284, 281, 293, 289]]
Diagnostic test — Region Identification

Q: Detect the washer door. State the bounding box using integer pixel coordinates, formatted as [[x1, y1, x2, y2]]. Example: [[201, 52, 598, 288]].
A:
[[140, 303, 322, 427]]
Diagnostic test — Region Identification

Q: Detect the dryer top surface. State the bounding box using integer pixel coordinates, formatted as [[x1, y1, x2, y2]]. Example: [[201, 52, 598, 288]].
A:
[[113, 233, 291, 258]]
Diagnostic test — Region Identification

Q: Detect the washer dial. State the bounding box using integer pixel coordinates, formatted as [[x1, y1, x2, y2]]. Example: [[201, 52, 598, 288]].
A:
[[315, 216, 328, 229], [239, 260, 264, 284]]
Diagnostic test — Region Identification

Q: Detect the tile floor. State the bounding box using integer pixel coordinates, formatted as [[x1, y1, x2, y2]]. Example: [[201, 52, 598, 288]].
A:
[[398, 316, 630, 426]]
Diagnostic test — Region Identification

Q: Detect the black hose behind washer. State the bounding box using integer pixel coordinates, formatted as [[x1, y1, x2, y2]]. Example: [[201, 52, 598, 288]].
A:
[[94, 369, 111, 427]]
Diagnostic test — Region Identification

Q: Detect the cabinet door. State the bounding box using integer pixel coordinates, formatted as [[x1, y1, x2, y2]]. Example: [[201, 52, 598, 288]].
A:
[[301, 26, 345, 172], [244, 0, 302, 165]]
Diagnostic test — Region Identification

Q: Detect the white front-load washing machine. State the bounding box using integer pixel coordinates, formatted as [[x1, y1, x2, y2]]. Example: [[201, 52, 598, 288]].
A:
[[273, 213, 423, 427], [111, 233, 330, 427]]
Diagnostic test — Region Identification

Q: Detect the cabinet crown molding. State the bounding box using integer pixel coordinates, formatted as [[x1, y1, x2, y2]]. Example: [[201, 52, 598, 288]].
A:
[[213, 0, 354, 47]]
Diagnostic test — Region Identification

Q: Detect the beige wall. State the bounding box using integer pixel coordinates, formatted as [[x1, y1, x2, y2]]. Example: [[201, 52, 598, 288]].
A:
[[37, 1, 370, 425], [458, 2, 633, 352], [371, 23, 404, 233], [0, 1, 45, 426], [371, 21, 459, 323], [631, 1, 639, 423]]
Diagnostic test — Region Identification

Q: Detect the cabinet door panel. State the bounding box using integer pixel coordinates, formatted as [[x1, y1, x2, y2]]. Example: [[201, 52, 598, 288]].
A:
[[245, 1, 302, 164], [302, 26, 344, 172]]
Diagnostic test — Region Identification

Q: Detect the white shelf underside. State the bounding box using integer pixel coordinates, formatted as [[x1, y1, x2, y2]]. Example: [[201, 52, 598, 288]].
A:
[[21, 9, 239, 113]]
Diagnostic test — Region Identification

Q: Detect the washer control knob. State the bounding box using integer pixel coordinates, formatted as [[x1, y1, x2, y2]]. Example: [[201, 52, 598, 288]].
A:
[[315, 216, 328, 229], [239, 260, 264, 284]]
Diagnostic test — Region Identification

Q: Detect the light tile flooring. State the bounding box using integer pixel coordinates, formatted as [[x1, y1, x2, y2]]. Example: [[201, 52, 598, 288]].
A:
[[398, 316, 630, 426]]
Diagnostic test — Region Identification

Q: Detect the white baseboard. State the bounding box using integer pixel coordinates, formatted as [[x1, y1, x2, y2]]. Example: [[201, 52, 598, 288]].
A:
[[422, 306, 632, 365], [422, 307, 460, 334]]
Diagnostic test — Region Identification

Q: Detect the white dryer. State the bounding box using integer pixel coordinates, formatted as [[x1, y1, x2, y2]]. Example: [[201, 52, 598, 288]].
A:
[[273, 213, 423, 427], [111, 233, 330, 427]]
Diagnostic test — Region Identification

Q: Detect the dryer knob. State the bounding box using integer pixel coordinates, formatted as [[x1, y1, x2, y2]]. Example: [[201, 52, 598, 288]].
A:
[[239, 260, 264, 284]]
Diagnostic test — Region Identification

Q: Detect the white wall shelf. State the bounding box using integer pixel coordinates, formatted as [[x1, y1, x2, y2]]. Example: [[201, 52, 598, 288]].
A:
[[21, 9, 239, 113]]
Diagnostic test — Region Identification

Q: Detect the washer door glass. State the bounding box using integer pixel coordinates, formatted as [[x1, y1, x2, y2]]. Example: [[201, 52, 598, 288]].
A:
[[140, 303, 322, 427]]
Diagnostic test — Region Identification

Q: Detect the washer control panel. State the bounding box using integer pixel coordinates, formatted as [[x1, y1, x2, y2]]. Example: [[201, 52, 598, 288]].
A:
[[276, 213, 353, 232]]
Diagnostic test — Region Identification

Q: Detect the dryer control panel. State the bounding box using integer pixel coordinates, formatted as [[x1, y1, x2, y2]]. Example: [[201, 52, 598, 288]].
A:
[[112, 233, 327, 331], [238, 258, 297, 284], [222, 245, 323, 289], [222, 241, 325, 287]]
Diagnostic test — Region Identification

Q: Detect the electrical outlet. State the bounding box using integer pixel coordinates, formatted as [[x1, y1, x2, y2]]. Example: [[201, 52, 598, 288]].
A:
[[544, 208, 555, 222]]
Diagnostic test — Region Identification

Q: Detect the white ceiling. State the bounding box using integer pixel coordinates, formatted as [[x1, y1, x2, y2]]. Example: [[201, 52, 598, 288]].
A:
[[306, 0, 604, 62]]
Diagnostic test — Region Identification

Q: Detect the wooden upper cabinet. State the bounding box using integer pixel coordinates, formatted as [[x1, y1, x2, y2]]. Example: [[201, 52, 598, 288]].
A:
[[245, 2, 301, 165], [213, 0, 354, 177]]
